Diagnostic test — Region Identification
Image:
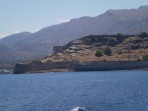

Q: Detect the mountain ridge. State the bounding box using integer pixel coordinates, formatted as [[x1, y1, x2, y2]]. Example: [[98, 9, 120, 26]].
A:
[[0, 5, 148, 64]]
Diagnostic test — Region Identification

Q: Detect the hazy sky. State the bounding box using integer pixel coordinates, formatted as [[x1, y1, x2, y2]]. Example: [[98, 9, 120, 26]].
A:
[[0, 0, 148, 38]]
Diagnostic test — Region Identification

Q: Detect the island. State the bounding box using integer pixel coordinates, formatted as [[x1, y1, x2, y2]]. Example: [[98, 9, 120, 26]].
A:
[[13, 33, 148, 74]]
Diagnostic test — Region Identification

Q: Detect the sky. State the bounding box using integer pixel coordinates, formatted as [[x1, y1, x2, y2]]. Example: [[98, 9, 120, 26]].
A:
[[0, 0, 148, 39]]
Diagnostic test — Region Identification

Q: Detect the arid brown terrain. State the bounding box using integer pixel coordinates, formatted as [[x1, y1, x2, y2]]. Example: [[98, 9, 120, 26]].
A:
[[42, 34, 148, 63]]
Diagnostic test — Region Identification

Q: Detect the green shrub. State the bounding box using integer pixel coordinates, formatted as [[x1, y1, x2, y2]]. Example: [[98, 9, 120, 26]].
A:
[[144, 37, 148, 41], [118, 51, 123, 54], [138, 32, 148, 37], [141, 55, 148, 61], [116, 33, 123, 37], [102, 59, 106, 61], [103, 47, 112, 56], [136, 58, 141, 61], [95, 50, 103, 57], [130, 45, 139, 50]]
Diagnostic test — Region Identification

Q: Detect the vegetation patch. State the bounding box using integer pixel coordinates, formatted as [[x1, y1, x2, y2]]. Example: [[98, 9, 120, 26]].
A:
[[95, 50, 103, 57], [141, 54, 148, 61], [144, 37, 148, 41], [138, 32, 148, 37], [103, 47, 112, 56]]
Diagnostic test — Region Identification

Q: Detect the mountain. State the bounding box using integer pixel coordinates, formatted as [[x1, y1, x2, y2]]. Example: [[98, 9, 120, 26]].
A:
[[0, 44, 10, 51], [0, 32, 32, 48], [0, 5, 148, 64]]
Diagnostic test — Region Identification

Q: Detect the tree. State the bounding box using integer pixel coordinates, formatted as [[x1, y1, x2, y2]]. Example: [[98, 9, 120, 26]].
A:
[[138, 32, 148, 37], [141, 55, 148, 61], [103, 47, 112, 56], [116, 33, 123, 37]]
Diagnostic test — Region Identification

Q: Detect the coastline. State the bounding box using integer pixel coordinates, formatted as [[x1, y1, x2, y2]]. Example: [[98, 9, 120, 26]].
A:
[[13, 61, 148, 74]]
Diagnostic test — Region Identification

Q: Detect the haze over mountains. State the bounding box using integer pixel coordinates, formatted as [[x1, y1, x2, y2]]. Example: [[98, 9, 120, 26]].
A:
[[0, 5, 148, 64]]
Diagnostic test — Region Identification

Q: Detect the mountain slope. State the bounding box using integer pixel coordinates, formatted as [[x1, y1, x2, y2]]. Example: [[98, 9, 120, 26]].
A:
[[15, 5, 148, 54], [0, 5, 148, 64], [0, 32, 32, 47]]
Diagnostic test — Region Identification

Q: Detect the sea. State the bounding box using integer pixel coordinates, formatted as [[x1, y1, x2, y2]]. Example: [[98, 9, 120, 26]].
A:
[[0, 70, 148, 111]]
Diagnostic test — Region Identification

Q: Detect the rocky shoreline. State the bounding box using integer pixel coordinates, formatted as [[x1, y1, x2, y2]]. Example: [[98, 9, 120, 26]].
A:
[[13, 61, 148, 74]]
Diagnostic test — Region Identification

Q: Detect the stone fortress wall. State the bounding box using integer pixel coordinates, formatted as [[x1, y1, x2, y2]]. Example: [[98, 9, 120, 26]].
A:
[[13, 61, 148, 74]]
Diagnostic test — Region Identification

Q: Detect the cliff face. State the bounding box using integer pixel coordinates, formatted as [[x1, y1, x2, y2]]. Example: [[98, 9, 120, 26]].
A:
[[13, 34, 148, 74]]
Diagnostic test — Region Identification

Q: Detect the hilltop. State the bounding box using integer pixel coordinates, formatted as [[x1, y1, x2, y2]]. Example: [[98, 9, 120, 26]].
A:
[[42, 34, 148, 63]]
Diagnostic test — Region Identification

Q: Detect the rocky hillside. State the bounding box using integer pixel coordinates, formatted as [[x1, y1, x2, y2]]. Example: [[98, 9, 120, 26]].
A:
[[41, 34, 148, 63], [1, 5, 148, 64]]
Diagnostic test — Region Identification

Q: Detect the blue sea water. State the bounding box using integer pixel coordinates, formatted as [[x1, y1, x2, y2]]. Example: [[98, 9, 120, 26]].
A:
[[0, 70, 148, 111]]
